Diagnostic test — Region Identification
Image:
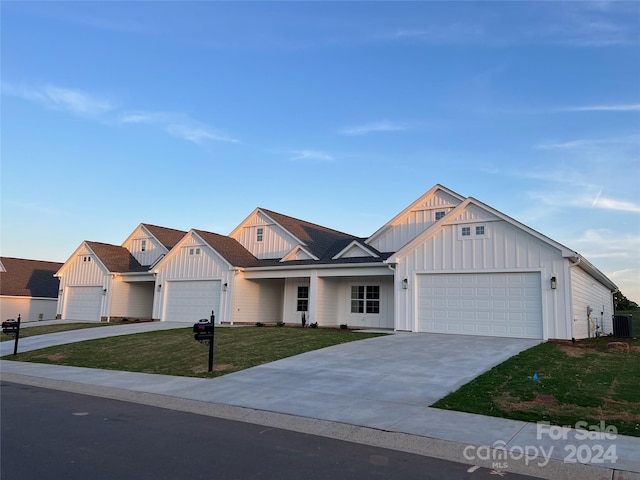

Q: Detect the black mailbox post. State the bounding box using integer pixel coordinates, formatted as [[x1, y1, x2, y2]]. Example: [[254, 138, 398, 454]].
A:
[[2, 314, 21, 355], [193, 311, 215, 372]]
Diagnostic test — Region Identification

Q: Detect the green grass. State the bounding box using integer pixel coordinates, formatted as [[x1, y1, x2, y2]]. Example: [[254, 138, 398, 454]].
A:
[[7, 322, 117, 339], [7, 327, 385, 378], [432, 339, 640, 437]]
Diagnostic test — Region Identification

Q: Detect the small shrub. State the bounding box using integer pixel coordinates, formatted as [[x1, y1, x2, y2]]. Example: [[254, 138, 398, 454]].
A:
[[255, 322, 265, 327], [276, 321, 285, 327], [310, 322, 318, 329], [340, 324, 348, 330]]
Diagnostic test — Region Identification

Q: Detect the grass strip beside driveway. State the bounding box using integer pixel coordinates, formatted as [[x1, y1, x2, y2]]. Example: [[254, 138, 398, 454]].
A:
[[7, 327, 385, 379], [6, 322, 117, 339], [432, 339, 640, 437]]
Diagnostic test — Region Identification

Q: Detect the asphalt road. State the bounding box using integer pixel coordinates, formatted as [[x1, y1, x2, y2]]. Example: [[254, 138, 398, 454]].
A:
[[1, 381, 540, 480]]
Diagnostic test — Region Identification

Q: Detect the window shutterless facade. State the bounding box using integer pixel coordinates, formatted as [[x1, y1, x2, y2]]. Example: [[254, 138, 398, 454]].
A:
[[351, 285, 380, 314], [297, 286, 309, 311], [257, 228, 264, 242]]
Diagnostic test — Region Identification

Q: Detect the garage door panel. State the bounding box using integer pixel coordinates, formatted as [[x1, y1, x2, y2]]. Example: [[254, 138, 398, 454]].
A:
[[418, 272, 542, 339], [65, 286, 102, 321], [164, 280, 221, 323]]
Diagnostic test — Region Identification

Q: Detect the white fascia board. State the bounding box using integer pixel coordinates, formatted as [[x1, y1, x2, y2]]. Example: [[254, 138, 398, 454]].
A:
[[365, 184, 466, 245], [280, 245, 319, 262], [228, 208, 305, 247], [242, 264, 393, 279], [332, 241, 380, 260], [55, 241, 109, 277], [83, 243, 111, 275]]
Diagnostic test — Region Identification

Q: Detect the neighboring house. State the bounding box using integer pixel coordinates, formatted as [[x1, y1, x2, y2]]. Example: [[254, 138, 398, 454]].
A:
[[55, 224, 186, 322], [0, 257, 63, 322], [56, 185, 618, 340]]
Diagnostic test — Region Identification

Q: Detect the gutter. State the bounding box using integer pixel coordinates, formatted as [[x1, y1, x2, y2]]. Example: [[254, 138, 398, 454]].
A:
[[239, 262, 390, 272]]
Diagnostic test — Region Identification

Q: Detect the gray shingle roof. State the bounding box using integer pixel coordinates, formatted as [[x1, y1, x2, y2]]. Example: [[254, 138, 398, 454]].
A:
[[142, 224, 187, 250], [259, 208, 358, 260], [0, 257, 63, 298], [86, 242, 147, 273], [193, 230, 258, 268]]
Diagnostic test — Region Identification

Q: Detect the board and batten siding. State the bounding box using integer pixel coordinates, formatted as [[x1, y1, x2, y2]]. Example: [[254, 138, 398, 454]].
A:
[[109, 279, 154, 319], [233, 211, 298, 259], [395, 215, 569, 339], [570, 265, 614, 339], [316, 277, 340, 326], [56, 248, 109, 318], [367, 190, 461, 253], [282, 277, 309, 325], [153, 235, 234, 323], [126, 234, 166, 267], [337, 276, 394, 329]]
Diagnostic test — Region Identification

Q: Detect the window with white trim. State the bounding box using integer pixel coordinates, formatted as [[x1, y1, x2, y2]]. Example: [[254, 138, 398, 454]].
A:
[[141, 240, 147, 251], [297, 286, 309, 312], [461, 227, 471, 237], [435, 211, 446, 221], [351, 286, 380, 314], [257, 227, 264, 242], [475, 225, 485, 236], [189, 247, 201, 255]]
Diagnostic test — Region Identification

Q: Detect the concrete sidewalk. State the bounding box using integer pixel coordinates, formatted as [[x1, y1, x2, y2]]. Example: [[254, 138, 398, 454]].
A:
[[1, 324, 638, 480]]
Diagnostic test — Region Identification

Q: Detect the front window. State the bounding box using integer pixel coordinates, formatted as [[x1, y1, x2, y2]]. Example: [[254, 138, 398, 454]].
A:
[[257, 227, 264, 242], [351, 285, 380, 314], [297, 286, 309, 311], [476, 225, 485, 235], [141, 240, 147, 251], [435, 211, 446, 221], [461, 227, 471, 237]]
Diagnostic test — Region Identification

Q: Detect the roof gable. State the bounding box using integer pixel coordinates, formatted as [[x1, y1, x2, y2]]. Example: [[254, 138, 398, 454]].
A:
[[390, 197, 575, 262], [366, 184, 465, 252], [0, 257, 63, 298], [281, 245, 319, 262], [332, 241, 380, 260], [140, 224, 187, 250], [193, 230, 258, 267]]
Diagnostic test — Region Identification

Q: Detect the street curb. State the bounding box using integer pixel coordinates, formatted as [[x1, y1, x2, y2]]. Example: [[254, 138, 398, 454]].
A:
[[3, 372, 636, 480]]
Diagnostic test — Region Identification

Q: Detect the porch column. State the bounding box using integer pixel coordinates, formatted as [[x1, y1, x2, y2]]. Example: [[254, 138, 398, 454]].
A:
[[308, 271, 318, 325]]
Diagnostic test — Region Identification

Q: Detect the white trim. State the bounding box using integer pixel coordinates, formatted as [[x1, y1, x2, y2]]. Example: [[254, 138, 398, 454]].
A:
[[281, 245, 319, 262], [332, 241, 380, 260]]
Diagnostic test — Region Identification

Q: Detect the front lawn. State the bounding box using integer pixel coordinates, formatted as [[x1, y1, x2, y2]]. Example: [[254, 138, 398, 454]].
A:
[[432, 338, 640, 437], [7, 327, 385, 378]]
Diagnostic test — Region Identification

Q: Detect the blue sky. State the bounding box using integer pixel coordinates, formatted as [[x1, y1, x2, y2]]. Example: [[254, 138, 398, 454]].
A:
[[2, 1, 639, 301]]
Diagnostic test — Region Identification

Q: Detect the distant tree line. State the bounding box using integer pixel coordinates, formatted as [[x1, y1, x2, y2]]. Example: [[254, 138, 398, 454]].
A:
[[614, 291, 638, 311]]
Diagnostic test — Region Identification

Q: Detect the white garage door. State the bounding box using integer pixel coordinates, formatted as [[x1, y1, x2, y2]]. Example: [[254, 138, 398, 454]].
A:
[[64, 286, 103, 321], [163, 280, 221, 323], [418, 272, 542, 339]]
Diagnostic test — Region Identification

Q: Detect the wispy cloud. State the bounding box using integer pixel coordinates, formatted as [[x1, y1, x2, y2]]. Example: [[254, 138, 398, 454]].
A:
[[2, 83, 114, 116], [119, 111, 239, 144], [339, 121, 408, 136], [290, 150, 334, 162], [535, 134, 639, 150], [557, 104, 640, 112], [2, 82, 239, 146]]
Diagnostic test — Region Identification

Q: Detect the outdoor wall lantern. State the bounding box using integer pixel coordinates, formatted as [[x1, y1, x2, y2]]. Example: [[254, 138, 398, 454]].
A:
[[102, 289, 107, 295], [223, 282, 228, 292], [550, 276, 557, 290], [402, 278, 408, 289], [157, 284, 162, 291]]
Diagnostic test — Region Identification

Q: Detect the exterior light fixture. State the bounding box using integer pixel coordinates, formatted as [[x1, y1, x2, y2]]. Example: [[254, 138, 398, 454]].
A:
[[223, 282, 228, 292], [550, 276, 557, 290], [157, 284, 162, 291], [103, 289, 107, 295], [402, 278, 408, 289]]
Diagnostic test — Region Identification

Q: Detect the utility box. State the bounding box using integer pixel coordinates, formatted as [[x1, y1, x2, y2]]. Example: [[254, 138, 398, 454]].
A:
[[612, 315, 634, 338]]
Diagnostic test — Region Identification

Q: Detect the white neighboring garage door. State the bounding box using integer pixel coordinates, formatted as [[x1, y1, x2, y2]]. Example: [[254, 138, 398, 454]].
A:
[[64, 286, 103, 321], [163, 280, 221, 323], [417, 272, 542, 339]]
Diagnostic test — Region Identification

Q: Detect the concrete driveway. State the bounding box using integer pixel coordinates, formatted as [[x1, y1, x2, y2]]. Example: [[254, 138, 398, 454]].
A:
[[186, 332, 540, 432]]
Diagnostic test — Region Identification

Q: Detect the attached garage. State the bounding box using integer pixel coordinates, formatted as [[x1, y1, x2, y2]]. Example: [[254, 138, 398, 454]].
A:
[[163, 280, 221, 323], [417, 272, 543, 339], [64, 286, 103, 321]]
